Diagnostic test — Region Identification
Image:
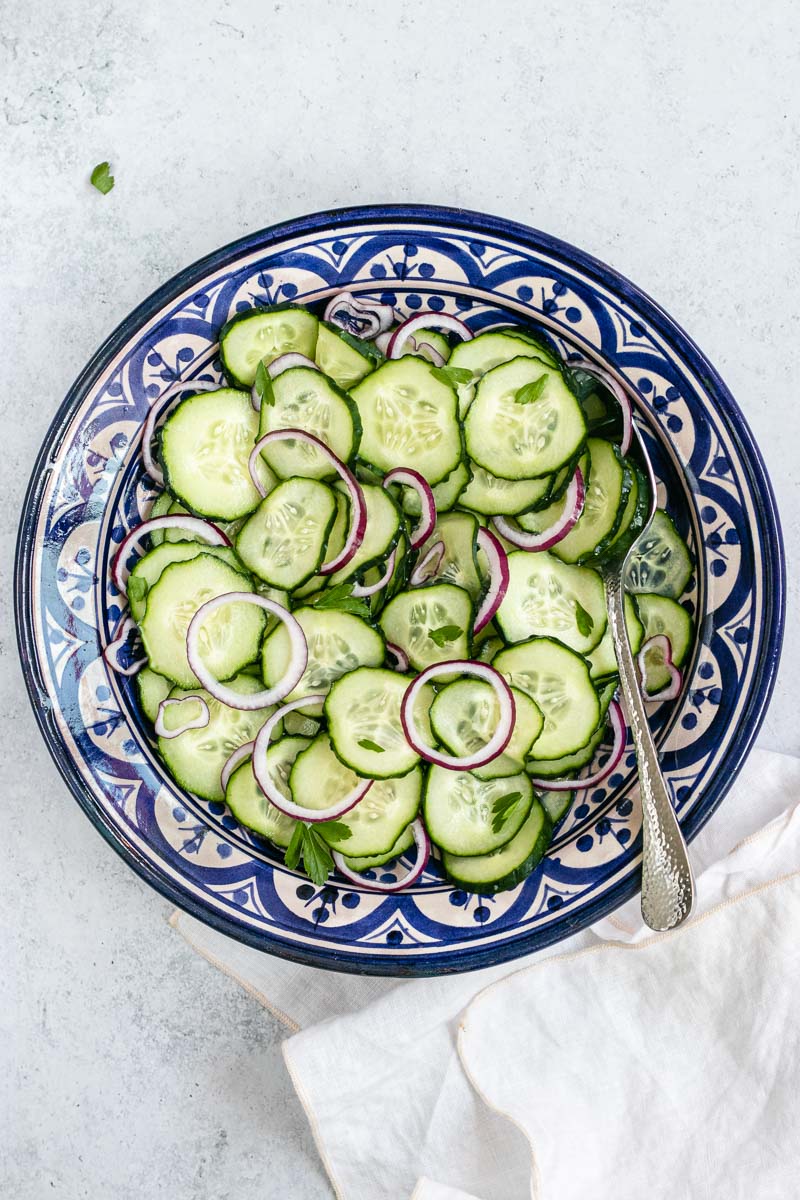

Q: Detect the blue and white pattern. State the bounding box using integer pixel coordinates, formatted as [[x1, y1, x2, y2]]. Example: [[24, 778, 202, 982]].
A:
[[15, 206, 784, 975]]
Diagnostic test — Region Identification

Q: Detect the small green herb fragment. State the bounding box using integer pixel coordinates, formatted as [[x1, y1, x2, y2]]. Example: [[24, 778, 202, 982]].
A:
[[312, 583, 371, 619], [428, 624, 463, 648], [316, 820, 353, 843], [358, 738, 385, 754], [284, 823, 304, 871], [90, 161, 115, 195], [430, 366, 474, 387], [254, 360, 274, 408], [574, 600, 595, 638], [285, 823, 335, 885], [514, 376, 548, 405], [491, 791, 523, 834]]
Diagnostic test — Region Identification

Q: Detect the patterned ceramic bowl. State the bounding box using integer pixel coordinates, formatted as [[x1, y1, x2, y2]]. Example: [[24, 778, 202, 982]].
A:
[[15, 205, 784, 975]]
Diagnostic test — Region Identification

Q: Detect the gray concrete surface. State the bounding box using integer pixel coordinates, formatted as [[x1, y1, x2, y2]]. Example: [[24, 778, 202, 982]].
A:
[[2, 0, 798, 1195]]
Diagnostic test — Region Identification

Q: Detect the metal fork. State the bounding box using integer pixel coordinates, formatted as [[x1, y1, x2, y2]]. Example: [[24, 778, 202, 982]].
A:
[[595, 418, 695, 932]]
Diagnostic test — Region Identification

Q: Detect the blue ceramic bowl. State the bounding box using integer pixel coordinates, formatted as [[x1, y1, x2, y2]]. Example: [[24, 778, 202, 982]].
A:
[[15, 205, 784, 975]]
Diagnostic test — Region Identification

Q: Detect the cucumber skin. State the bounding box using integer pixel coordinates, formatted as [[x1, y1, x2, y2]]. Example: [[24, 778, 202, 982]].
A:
[[443, 810, 552, 894], [219, 304, 318, 388]]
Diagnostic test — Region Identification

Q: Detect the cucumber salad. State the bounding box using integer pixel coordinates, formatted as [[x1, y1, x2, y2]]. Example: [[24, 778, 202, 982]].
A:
[[107, 291, 694, 895]]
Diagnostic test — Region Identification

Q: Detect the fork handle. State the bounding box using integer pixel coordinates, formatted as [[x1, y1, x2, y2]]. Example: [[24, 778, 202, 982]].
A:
[[605, 571, 695, 931]]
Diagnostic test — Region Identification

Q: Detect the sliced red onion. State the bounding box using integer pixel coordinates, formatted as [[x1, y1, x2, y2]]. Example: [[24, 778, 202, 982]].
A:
[[103, 614, 147, 676], [387, 312, 473, 359], [574, 360, 633, 456], [410, 540, 445, 586], [154, 695, 210, 738], [492, 467, 585, 551], [252, 695, 373, 822], [474, 528, 510, 634], [385, 642, 409, 672], [383, 468, 436, 548], [220, 740, 255, 793], [112, 515, 230, 594], [351, 548, 397, 598], [375, 330, 394, 355], [142, 378, 219, 485], [186, 593, 307, 709], [333, 818, 430, 892], [529, 700, 627, 791], [406, 336, 447, 367], [638, 635, 683, 701], [324, 291, 395, 340], [401, 661, 516, 770], [247, 429, 366, 574]]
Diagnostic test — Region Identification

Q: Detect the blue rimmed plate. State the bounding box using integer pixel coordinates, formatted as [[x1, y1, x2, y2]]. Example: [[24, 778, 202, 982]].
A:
[[15, 205, 784, 975]]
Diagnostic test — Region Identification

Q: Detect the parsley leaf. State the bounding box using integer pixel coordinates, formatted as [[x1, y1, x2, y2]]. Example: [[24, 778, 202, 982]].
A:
[[254, 359, 274, 408], [90, 161, 115, 195], [430, 365, 474, 388], [428, 624, 463, 648], [358, 738, 385, 754], [574, 600, 595, 638], [284, 823, 335, 886], [284, 823, 305, 871], [491, 791, 523, 834], [316, 820, 353, 842], [312, 583, 371, 619], [515, 376, 548, 405]]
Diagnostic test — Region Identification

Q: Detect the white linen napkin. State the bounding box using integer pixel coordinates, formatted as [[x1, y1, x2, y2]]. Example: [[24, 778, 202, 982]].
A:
[[172, 748, 800, 1200]]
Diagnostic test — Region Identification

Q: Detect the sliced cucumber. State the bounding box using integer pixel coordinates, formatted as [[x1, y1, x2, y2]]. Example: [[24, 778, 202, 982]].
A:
[[379, 583, 473, 672], [314, 322, 380, 390], [318, 766, 422, 856], [402, 460, 471, 517], [226, 736, 311, 846], [516, 451, 590, 539], [635, 593, 694, 694], [496, 551, 607, 655], [442, 796, 550, 893], [261, 606, 384, 716], [140, 554, 265, 688], [625, 510, 693, 599], [235, 478, 337, 589], [147, 491, 174, 546], [343, 823, 415, 871], [157, 675, 276, 801], [328, 482, 402, 587], [423, 768, 533, 857], [135, 667, 171, 723], [586, 595, 644, 681], [350, 357, 461, 485], [539, 789, 575, 827], [293, 490, 350, 599], [127, 541, 241, 622], [282, 711, 321, 738], [526, 679, 618, 778], [429, 681, 544, 780], [289, 731, 369, 815], [257, 367, 361, 480], [397, 328, 451, 364], [465, 357, 586, 481], [550, 438, 625, 563], [448, 329, 557, 378], [459, 463, 552, 515], [493, 637, 600, 759], [220, 305, 319, 388], [324, 667, 420, 778], [418, 511, 482, 599], [475, 634, 505, 663]]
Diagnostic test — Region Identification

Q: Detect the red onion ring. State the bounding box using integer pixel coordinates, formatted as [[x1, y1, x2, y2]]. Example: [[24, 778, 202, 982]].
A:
[[247, 429, 366, 574], [492, 467, 585, 551], [220, 740, 255, 793], [351, 547, 397, 598], [528, 700, 627, 790], [401, 661, 516, 770], [385, 642, 410, 672], [383, 468, 436, 548], [186, 593, 307, 709], [405, 336, 447, 367], [387, 313, 473, 358], [637, 635, 683, 701], [252, 695, 373, 821], [141, 379, 219, 485], [154, 695, 210, 738], [574, 360, 633, 456], [324, 291, 395, 339], [410, 541, 445, 586], [112, 515, 230, 594], [102, 613, 147, 676], [374, 330, 394, 355], [333, 818, 430, 892], [474, 527, 510, 634]]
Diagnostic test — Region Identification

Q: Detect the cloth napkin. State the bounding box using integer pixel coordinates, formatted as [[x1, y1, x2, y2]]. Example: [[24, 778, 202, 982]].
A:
[[172, 748, 800, 1199]]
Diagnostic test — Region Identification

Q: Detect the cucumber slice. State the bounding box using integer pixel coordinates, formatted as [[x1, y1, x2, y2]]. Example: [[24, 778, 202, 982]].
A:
[[587, 595, 644, 681], [261, 606, 384, 716], [324, 667, 420, 779], [289, 732, 368, 815], [293, 491, 350, 599], [157, 675, 276, 801], [516, 451, 589, 539], [402, 460, 471, 517], [397, 328, 451, 364], [418, 511, 482, 599], [448, 329, 558, 377], [625, 510, 693, 599], [257, 367, 361, 480], [550, 439, 625, 563], [429, 682, 544, 781], [140, 554, 265, 688], [635, 593, 694, 694], [459, 464, 552, 515], [526, 679, 618, 777], [160, 388, 266, 521], [314, 322, 380, 390], [127, 541, 241, 621], [475, 634, 505, 664], [465, 357, 586, 481], [350, 357, 461, 485], [423, 768, 533, 857], [379, 583, 473, 672], [220, 306, 319, 388], [317, 766, 422, 856], [496, 551, 607, 655], [235, 478, 337, 589], [226, 736, 311, 846], [442, 797, 550, 893], [135, 667, 171, 723], [493, 637, 600, 759], [147, 491, 174, 546], [343, 823, 415, 871], [282, 711, 321, 738], [539, 789, 575, 827], [328, 483, 402, 587]]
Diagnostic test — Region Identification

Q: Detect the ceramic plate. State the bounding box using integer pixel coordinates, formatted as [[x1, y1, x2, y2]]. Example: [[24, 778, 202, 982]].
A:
[[15, 205, 784, 975]]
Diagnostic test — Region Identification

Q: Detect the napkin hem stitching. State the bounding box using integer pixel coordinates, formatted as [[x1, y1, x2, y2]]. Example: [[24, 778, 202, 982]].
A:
[[283, 1039, 347, 1200]]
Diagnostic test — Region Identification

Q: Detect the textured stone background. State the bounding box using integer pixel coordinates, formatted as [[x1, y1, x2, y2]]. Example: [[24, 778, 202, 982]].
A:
[[2, 1, 798, 1196]]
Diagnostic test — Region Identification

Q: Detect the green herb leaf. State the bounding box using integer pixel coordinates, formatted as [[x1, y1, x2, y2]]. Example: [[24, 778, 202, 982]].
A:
[[90, 161, 115, 195], [316, 820, 353, 842], [515, 376, 548, 405], [284, 823, 305, 871], [312, 583, 371, 619], [357, 738, 385, 754], [574, 600, 595, 639], [428, 624, 463, 648], [300, 825, 335, 886], [254, 359, 275, 408], [429, 365, 474, 387], [491, 791, 523, 834]]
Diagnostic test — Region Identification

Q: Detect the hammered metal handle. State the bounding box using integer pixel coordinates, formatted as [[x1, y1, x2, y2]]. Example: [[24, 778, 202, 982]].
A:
[[605, 571, 695, 931]]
